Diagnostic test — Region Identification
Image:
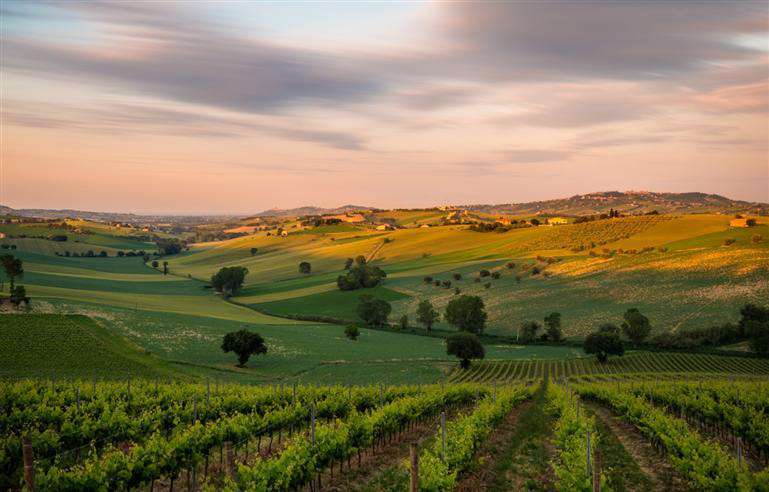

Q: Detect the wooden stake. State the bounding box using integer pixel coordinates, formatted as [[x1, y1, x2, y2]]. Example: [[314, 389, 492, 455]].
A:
[[441, 412, 446, 462], [225, 441, 235, 481], [22, 437, 36, 492], [410, 442, 419, 492], [593, 447, 601, 492]]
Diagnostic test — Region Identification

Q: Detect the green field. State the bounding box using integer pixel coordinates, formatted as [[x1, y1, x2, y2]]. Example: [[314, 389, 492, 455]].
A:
[[0, 314, 179, 379], [1, 214, 767, 385]]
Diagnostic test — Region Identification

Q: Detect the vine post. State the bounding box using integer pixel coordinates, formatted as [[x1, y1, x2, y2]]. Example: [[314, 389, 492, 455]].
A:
[[410, 442, 419, 492]]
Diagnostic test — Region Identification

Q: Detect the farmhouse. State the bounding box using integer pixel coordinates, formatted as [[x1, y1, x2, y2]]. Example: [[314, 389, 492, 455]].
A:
[[419, 224, 431, 228], [730, 218, 754, 228], [496, 218, 512, 225], [375, 224, 394, 231], [548, 217, 569, 225], [0, 232, 4, 239]]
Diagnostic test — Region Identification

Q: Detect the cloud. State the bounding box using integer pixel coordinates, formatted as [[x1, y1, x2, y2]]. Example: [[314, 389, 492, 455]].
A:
[[436, 1, 766, 81], [3, 2, 382, 114], [3, 100, 366, 150]]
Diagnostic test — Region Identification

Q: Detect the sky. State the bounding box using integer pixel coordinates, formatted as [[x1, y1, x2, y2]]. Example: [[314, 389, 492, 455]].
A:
[[1, 0, 768, 214]]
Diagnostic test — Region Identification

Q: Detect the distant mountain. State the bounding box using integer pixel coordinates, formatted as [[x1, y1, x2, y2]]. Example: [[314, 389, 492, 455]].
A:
[[254, 205, 376, 217], [0, 205, 240, 224], [463, 191, 767, 216]]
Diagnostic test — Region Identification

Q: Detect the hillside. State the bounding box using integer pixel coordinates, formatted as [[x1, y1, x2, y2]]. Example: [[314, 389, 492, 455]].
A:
[[254, 204, 375, 217], [464, 191, 767, 216]]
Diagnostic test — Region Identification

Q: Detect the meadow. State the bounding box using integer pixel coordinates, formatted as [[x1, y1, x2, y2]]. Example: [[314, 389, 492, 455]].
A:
[[1, 214, 767, 386]]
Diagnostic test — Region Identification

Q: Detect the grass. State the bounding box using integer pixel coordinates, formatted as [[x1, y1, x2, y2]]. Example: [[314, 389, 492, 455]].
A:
[[253, 286, 410, 319], [0, 314, 179, 379]]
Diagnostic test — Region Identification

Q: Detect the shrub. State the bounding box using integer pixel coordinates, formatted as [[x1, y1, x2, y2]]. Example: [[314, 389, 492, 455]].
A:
[[479, 269, 490, 277], [531, 266, 541, 275], [434, 280, 441, 287], [491, 271, 501, 279], [506, 262, 515, 269], [424, 276, 433, 283], [442, 280, 452, 288], [453, 273, 462, 280], [454, 287, 461, 295], [484, 282, 491, 289], [345, 324, 359, 340]]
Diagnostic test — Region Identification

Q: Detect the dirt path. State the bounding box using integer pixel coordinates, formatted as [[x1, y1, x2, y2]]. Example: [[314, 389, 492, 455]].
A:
[[325, 405, 472, 492], [588, 403, 686, 491], [454, 398, 538, 491]]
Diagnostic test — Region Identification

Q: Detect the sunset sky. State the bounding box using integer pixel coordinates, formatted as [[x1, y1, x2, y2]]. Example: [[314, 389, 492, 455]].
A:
[[2, 1, 768, 214]]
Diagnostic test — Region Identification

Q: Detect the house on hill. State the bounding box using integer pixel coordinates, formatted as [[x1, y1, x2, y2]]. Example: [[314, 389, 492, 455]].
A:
[[730, 218, 755, 228], [496, 217, 512, 225], [548, 217, 569, 225], [375, 224, 394, 231]]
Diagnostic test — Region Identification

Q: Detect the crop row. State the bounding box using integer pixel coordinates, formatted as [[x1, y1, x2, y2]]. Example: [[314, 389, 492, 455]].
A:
[[447, 353, 769, 383], [576, 382, 769, 491]]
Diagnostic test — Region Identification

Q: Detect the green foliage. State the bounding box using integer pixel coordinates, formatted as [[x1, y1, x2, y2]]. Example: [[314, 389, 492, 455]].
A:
[[298, 261, 311, 274], [621, 308, 651, 346], [211, 266, 249, 295], [519, 320, 541, 343], [584, 332, 624, 363], [250, 247, 258, 256], [0, 254, 23, 291], [445, 295, 487, 334], [10, 285, 28, 306], [446, 332, 485, 369], [479, 269, 490, 278], [548, 384, 607, 492], [416, 300, 439, 331], [544, 312, 563, 341], [344, 324, 359, 340], [155, 238, 184, 255], [356, 294, 391, 327], [337, 263, 387, 290], [221, 329, 267, 367], [416, 386, 534, 491], [399, 314, 408, 330]]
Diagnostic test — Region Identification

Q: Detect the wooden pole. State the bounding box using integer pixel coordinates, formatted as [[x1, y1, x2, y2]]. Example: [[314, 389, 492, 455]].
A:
[[22, 437, 36, 492], [225, 441, 235, 481], [586, 429, 591, 475], [441, 411, 446, 462], [410, 442, 419, 492], [593, 447, 601, 492]]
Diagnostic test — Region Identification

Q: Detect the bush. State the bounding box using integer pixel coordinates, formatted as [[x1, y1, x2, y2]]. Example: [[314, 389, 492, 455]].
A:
[[454, 287, 461, 295], [506, 262, 515, 269], [344, 324, 359, 340], [531, 266, 541, 275], [491, 271, 500, 279], [453, 273, 462, 280], [479, 269, 490, 277], [442, 280, 452, 288], [424, 276, 433, 284], [299, 261, 311, 274], [484, 282, 491, 289]]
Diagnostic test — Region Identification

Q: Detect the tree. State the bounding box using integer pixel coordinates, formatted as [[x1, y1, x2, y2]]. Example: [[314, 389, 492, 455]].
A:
[[162, 261, 169, 275], [299, 261, 312, 274], [446, 332, 485, 369], [506, 262, 515, 269], [99, 250, 108, 257], [211, 266, 249, 295], [1, 254, 23, 292], [519, 321, 540, 343], [151, 260, 159, 269], [355, 255, 367, 266], [544, 312, 563, 341], [491, 271, 501, 279], [445, 295, 487, 334], [221, 330, 267, 367], [621, 308, 651, 346], [345, 324, 360, 340], [250, 247, 258, 256], [357, 295, 391, 327], [739, 304, 769, 335], [584, 332, 624, 363], [337, 263, 387, 290], [400, 314, 409, 330], [530, 218, 540, 226], [10, 285, 28, 306], [453, 273, 462, 281], [479, 269, 490, 278], [156, 238, 184, 255], [345, 257, 354, 269], [117, 251, 125, 257], [416, 300, 439, 331]]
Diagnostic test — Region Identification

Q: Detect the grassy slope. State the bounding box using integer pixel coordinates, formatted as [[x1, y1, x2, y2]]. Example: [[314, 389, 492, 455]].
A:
[[0, 314, 180, 379]]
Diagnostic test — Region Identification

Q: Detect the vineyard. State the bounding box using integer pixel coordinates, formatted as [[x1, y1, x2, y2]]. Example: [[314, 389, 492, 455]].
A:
[[3, 376, 769, 490], [517, 215, 676, 251], [447, 352, 769, 384]]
